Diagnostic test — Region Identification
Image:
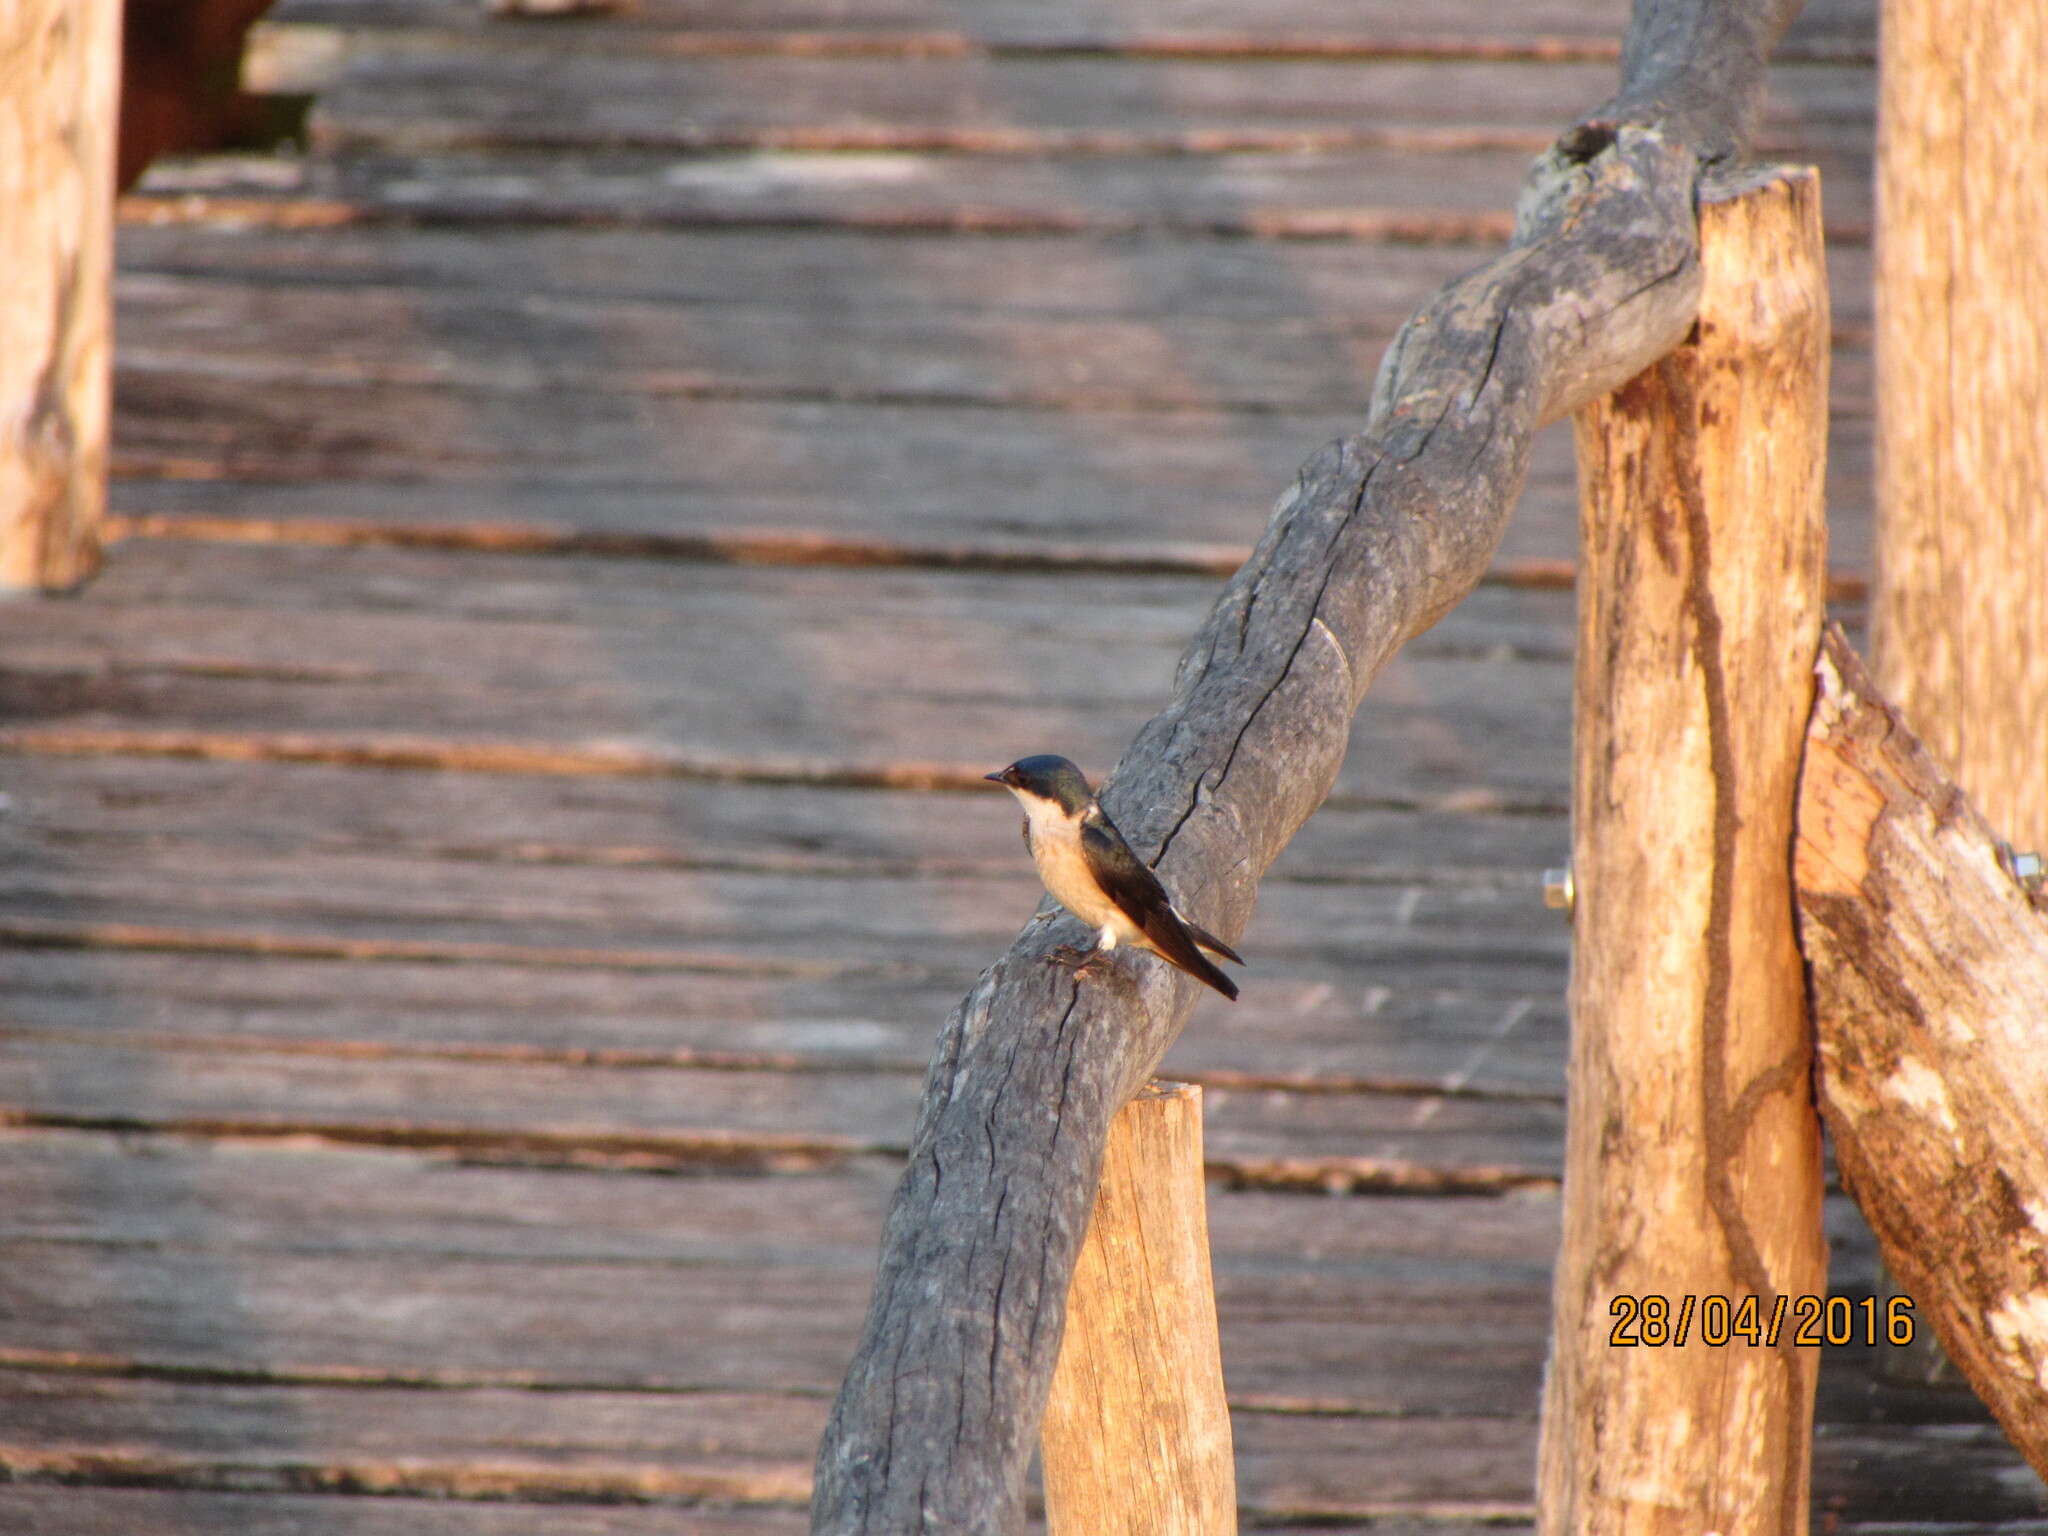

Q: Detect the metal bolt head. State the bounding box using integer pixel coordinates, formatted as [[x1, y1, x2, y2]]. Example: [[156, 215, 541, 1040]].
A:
[[1542, 866, 1575, 914]]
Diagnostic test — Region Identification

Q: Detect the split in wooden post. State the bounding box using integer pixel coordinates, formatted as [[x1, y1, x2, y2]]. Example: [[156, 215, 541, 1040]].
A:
[[0, 0, 119, 592], [1538, 165, 1831, 1536], [1042, 1079, 1235, 1536]]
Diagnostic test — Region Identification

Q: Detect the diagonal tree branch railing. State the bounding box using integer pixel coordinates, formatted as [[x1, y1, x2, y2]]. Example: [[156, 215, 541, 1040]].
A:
[[811, 1, 1806, 1528]]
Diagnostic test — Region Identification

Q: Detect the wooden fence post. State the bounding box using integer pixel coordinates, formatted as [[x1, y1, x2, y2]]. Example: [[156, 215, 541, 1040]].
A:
[[1041, 1080, 1235, 1535], [1869, 0, 2046, 1393], [1, 0, 120, 592], [1537, 165, 1830, 1536], [1871, 0, 2046, 857], [1795, 629, 2048, 1479]]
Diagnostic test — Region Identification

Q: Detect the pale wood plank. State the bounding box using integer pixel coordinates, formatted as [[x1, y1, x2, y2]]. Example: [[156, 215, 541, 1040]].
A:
[[0, 753, 1572, 876], [0, 546, 1579, 808], [122, 142, 1878, 241], [0, 1131, 1567, 1271], [106, 264, 1874, 427], [0, 1135, 2021, 1525], [255, 51, 1873, 161], [103, 391, 1875, 579], [109, 222, 1877, 325], [255, 0, 1872, 53], [0, 1037, 1569, 1173], [282, 54, 1644, 151], [0, 1181, 1568, 1413], [0, 946, 1570, 1096], [107, 386, 1605, 571], [0, 1486, 813, 1535]]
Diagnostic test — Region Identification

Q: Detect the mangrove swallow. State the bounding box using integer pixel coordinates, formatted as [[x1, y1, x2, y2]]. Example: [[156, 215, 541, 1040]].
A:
[[984, 754, 1244, 1001]]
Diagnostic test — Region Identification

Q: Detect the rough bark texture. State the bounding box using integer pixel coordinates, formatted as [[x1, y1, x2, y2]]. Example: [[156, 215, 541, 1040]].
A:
[[1537, 165, 1830, 1536], [0, 0, 117, 591], [810, 1, 1802, 1528], [1796, 629, 2048, 1485], [1041, 1081, 1234, 1535], [1870, 0, 2047, 855]]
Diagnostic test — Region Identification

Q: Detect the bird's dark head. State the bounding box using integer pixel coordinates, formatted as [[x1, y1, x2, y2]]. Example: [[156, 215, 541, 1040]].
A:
[[984, 754, 1094, 814]]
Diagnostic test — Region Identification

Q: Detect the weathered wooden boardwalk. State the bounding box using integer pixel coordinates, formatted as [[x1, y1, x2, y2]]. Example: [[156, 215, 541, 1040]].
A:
[[2, 0, 2040, 1530]]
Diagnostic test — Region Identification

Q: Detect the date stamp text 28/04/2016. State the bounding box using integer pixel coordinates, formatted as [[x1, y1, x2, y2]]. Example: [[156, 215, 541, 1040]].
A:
[[1608, 1294, 1916, 1348]]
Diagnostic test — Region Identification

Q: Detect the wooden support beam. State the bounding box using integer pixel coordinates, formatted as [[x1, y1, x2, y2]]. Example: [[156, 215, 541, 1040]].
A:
[[1871, 0, 2047, 855], [1041, 1081, 1234, 1535], [1795, 628, 2048, 1483], [810, 2, 1809, 1528], [1871, 0, 2048, 855], [1538, 165, 1830, 1536], [0, 0, 119, 592]]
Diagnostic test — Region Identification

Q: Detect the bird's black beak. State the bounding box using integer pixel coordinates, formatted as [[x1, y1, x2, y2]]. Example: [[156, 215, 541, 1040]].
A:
[[983, 769, 1011, 785]]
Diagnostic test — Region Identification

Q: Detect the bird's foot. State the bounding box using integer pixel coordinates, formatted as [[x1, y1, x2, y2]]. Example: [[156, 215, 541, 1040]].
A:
[[1045, 942, 1105, 976]]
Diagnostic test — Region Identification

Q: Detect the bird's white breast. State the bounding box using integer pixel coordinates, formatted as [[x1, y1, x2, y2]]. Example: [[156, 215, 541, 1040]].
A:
[[1018, 796, 1134, 941]]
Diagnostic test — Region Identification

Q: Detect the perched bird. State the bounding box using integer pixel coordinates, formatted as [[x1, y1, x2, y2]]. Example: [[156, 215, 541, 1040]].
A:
[[984, 754, 1244, 1000]]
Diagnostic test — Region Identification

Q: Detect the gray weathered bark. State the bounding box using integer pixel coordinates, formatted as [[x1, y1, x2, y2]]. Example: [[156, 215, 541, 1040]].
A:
[[811, 1, 1804, 1528]]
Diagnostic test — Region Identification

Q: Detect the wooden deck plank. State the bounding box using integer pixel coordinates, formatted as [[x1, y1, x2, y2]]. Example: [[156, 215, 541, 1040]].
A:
[[107, 257, 1877, 419], [0, 1037, 1569, 1175], [0, 752, 1576, 1104], [104, 379, 1876, 577], [0, 1372, 1557, 1516], [257, 0, 1636, 47], [0, 544, 1580, 808], [255, 0, 1872, 54], [0, 1135, 2026, 1526], [0, 947, 1570, 1098], [0, 831, 1567, 963], [250, 49, 1873, 160], [106, 384, 1606, 570], [102, 222, 1875, 571], [0, 773, 1569, 958], [0, 1488, 815, 1536], [0, 1146, 1565, 1410], [123, 142, 1878, 240], [109, 221, 1876, 329], [0, 1132, 1567, 1266], [0, 753, 1571, 878], [113, 271, 1414, 416]]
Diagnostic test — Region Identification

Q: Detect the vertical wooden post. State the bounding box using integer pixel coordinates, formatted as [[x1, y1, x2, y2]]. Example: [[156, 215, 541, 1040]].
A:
[[1041, 1080, 1235, 1535], [1538, 166, 1830, 1536], [1872, 2, 2046, 876], [1862, 0, 2044, 1412], [1, 0, 120, 592], [1869, 0, 2047, 1392]]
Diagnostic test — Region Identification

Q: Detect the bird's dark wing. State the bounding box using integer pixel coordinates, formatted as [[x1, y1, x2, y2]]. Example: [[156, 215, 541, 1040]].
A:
[[1081, 818, 1238, 1001]]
